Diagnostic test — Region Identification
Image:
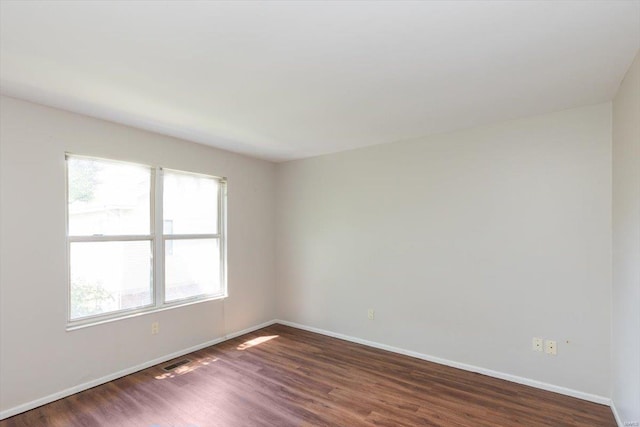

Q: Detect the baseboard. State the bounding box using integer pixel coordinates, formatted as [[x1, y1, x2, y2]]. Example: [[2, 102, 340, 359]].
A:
[[2, 318, 612, 420], [611, 399, 638, 427], [0, 319, 277, 420], [611, 401, 621, 427], [276, 319, 611, 406]]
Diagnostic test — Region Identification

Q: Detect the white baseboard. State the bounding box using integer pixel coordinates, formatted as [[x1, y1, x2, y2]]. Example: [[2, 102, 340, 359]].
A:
[[0, 319, 277, 421], [2, 318, 612, 421], [610, 400, 640, 427], [276, 319, 611, 406], [611, 401, 621, 427]]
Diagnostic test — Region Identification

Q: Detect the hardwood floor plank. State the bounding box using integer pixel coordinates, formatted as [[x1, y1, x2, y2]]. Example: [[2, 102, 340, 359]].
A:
[[0, 324, 615, 426]]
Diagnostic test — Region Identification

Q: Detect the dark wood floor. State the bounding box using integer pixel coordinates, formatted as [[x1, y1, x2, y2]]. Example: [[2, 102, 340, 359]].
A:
[[1, 324, 615, 426]]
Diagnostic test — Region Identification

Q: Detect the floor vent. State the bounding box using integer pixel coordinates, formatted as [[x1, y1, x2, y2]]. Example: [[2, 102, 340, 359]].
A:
[[163, 359, 191, 371]]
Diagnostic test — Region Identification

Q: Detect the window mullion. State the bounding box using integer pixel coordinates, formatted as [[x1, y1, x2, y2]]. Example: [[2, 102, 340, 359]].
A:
[[68, 235, 152, 242], [153, 167, 164, 308], [163, 234, 219, 240], [220, 179, 227, 298]]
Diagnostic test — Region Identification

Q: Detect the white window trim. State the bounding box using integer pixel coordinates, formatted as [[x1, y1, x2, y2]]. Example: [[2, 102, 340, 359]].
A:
[[65, 154, 227, 331]]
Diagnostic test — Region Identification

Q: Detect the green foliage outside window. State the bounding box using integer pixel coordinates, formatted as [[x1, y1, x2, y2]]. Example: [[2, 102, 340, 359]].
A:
[[70, 279, 114, 319]]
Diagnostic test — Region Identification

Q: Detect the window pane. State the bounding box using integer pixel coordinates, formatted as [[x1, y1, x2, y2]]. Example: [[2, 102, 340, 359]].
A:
[[163, 170, 218, 234], [165, 238, 221, 302], [68, 157, 150, 236], [70, 241, 152, 320]]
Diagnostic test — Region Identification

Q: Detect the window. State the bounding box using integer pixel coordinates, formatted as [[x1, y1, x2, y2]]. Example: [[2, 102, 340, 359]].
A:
[[66, 155, 227, 327]]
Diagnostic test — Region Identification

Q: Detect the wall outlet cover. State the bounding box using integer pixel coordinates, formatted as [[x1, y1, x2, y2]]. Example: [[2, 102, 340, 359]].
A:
[[532, 337, 543, 352], [545, 340, 557, 355]]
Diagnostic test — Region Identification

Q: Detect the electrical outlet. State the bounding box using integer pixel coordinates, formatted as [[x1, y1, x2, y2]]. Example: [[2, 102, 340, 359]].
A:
[[151, 322, 159, 335], [532, 337, 543, 352], [545, 340, 557, 355], [367, 309, 375, 320]]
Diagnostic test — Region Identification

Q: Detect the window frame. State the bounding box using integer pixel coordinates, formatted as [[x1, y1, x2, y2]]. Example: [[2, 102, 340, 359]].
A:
[[65, 154, 227, 330]]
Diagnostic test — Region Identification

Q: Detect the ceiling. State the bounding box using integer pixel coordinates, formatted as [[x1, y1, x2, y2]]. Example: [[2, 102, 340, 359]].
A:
[[1, 1, 639, 162]]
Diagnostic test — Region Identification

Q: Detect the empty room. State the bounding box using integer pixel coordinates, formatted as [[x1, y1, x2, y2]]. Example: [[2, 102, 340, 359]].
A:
[[0, 1, 639, 426]]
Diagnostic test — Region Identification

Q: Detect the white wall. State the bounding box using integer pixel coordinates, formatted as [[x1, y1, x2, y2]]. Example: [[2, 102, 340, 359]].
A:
[[0, 92, 622, 416], [0, 96, 277, 413], [612, 49, 640, 425], [276, 103, 612, 398]]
